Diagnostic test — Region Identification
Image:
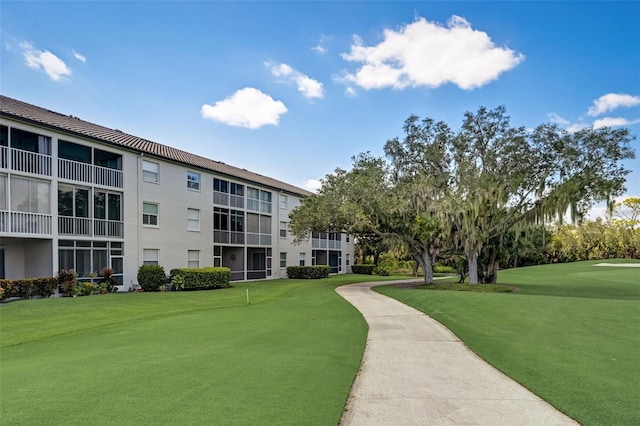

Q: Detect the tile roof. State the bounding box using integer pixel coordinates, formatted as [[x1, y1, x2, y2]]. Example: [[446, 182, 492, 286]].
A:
[[0, 95, 313, 197]]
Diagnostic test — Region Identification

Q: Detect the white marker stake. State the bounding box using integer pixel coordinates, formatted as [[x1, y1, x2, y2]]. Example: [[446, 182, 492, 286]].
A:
[[246, 288, 250, 305]]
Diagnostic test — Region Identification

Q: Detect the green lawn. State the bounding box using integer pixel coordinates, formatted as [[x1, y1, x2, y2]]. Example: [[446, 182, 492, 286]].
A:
[[376, 260, 640, 426], [0, 274, 400, 426]]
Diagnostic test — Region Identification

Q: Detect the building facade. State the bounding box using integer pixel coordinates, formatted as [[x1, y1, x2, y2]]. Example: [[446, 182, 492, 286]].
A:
[[0, 96, 354, 290]]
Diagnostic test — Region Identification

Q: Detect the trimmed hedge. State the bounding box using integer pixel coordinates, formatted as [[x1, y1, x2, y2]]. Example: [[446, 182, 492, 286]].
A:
[[286, 265, 330, 279], [0, 277, 57, 301], [170, 267, 231, 290], [137, 265, 166, 292], [351, 264, 375, 275]]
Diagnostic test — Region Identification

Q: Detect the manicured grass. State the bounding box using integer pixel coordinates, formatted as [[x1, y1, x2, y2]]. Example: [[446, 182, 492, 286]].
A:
[[376, 260, 640, 425], [0, 274, 402, 425]]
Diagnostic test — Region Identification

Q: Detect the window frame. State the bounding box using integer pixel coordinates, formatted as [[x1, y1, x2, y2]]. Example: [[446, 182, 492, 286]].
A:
[[142, 202, 159, 227], [280, 252, 287, 268], [187, 208, 200, 231], [142, 160, 159, 183], [187, 171, 201, 191], [143, 249, 159, 266], [187, 250, 200, 268]]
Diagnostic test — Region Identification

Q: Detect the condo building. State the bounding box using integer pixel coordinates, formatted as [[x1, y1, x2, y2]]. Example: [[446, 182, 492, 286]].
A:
[[0, 95, 354, 290]]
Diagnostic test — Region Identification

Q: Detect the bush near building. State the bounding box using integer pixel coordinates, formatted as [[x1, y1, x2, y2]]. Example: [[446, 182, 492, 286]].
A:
[[137, 265, 167, 292], [286, 266, 330, 279], [170, 267, 231, 290]]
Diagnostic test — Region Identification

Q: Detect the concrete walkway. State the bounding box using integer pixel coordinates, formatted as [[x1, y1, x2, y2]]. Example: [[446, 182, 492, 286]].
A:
[[336, 280, 579, 426]]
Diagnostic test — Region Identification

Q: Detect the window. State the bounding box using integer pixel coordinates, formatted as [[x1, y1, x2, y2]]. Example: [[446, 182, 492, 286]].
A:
[[12, 176, 50, 213], [299, 253, 306, 267], [213, 178, 228, 193], [280, 252, 286, 268], [143, 202, 158, 226], [187, 208, 200, 231], [0, 174, 6, 210], [279, 221, 287, 238], [187, 172, 200, 191], [143, 249, 159, 265], [279, 194, 287, 209], [59, 140, 91, 163], [346, 254, 350, 266], [142, 160, 159, 183], [346, 235, 350, 243], [94, 191, 122, 221], [11, 128, 51, 155], [188, 250, 200, 268]]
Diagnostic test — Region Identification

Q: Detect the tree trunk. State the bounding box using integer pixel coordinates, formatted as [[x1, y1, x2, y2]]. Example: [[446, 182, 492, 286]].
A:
[[488, 260, 499, 283], [467, 249, 479, 284], [412, 261, 419, 277], [416, 251, 435, 284]]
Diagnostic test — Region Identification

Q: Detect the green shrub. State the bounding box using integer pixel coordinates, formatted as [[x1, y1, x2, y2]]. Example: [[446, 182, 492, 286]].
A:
[[374, 266, 391, 276], [169, 267, 231, 290], [137, 265, 166, 292], [434, 264, 456, 274], [32, 277, 58, 298], [0, 277, 58, 300], [99, 267, 118, 293], [58, 269, 78, 297], [286, 265, 330, 279], [81, 282, 95, 296], [351, 264, 375, 275]]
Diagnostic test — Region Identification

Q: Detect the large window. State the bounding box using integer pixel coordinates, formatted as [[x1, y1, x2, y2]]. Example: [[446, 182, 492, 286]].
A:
[[58, 184, 89, 218], [11, 176, 50, 213], [230, 182, 244, 208], [188, 250, 200, 268], [59, 140, 91, 163], [246, 213, 272, 245], [187, 172, 200, 191], [142, 160, 159, 183], [59, 240, 123, 284], [94, 191, 122, 221], [10, 128, 51, 155], [187, 208, 200, 231], [143, 249, 159, 265], [143, 202, 158, 226]]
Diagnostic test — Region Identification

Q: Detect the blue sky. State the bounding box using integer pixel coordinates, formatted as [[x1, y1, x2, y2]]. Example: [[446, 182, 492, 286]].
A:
[[2, 1, 639, 216]]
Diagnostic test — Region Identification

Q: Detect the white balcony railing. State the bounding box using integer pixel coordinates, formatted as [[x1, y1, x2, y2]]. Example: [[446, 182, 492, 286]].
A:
[[94, 219, 124, 237], [1, 146, 7, 169], [59, 216, 123, 238], [0, 211, 52, 235], [10, 149, 52, 176], [58, 158, 123, 188]]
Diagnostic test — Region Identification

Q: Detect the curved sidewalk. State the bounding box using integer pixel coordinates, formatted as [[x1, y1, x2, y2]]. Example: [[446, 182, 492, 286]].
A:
[[336, 281, 579, 426]]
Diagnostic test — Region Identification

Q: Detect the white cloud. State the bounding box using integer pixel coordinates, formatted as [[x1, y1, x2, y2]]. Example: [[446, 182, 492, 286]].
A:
[[339, 16, 524, 91], [344, 86, 357, 97], [72, 49, 86, 63], [547, 113, 570, 126], [267, 62, 324, 99], [587, 93, 640, 117], [303, 179, 322, 192], [20, 41, 71, 82], [592, 116, 640, 129], [566, 123, 588, 133], [311, 45, 327, 55], [311, 34, 331, 55], [201, 88, 288, 129]]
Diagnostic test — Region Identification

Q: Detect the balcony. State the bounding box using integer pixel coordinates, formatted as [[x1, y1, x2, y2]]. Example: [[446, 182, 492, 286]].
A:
[[58, 158, 123, 188], [58, 216, 124, 238], [1, 146, 52, 176], [0, 211, 52, 236]]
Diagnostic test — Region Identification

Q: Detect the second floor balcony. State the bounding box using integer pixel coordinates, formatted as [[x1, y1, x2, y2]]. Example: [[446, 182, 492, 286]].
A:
[[58, 216, 124, 238], [58, 158, 123, 189], [1, 146, 52, 176], [0, 210, 52, 236]]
